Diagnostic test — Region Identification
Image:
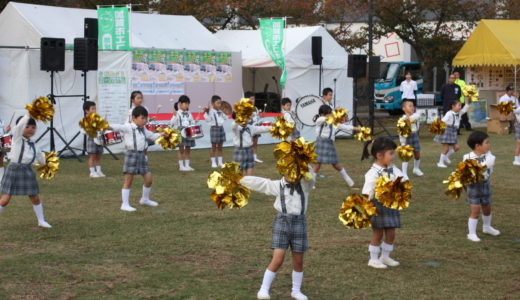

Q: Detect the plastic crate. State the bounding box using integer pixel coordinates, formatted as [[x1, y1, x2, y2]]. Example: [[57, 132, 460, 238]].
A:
[[416, 94, 435, 107]]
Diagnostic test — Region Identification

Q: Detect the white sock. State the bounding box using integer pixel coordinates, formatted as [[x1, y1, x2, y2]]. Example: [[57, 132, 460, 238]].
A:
[[414, 159, 421, 170], [260, 269, 276, 292], [0, 205, 4, 213], [210, 157, 216, 165], [291, 270, 304, 293], [142, 185, 151, 200], [217, 156, 223, 165], [95, 166, 102, 172], [438, 154, 446, 164], [368, 244, 380, 260], [122, 189, 130, 205], [254, 154, 259, 160], [401, 162, 408, 176], [482, 215, 492, 228], [32, 203, 46, 224], [468, 217, 478, 235], [89, 167, 96, 174], [339, 168, 350, 182], [515, 155, 520, 162], [0, 166, 4, 179], [185, 159, 190, 167], [178, 160, 184, 168], [380, 242, 394, 259], [446, 149, 455, 158]]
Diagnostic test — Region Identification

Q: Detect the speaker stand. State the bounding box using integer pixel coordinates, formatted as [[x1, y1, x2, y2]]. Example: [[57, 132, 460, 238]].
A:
[[56, 71, 118, 161], [318, 62, 323, 97]]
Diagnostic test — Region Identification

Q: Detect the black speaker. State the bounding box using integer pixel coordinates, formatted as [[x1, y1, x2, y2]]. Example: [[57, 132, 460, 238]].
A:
[[347, 54, 367, 78], [84, 18, 98, 39], [368, 56, 381, 79], [74, 38, 98, 71], [311, 36, 322, 65], [40, 37, 65, 72]]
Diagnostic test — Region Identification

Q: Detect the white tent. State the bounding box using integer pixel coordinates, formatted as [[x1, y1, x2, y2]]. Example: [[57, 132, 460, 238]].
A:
[[0, 2, 244, 154], [215, 26, 353, 140]]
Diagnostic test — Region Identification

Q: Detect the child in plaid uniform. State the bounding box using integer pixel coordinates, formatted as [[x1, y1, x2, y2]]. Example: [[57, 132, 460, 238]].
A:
[[0, 117, 11, 187], [245, 91, 264, 163], [171, 95, 196, 171], [203, 95, 228, 168], [231, 114, 270, 176], [109, 106, 162, 212], [81, 101, 105, 178], [0, 114, 51, 228], [240, 170, 316, 300], [361, 137, 406, 269], [313, 105, 360, 187], [399, 99, 424, 179], [281, 97, 300, 140], [463, 131, 500, 242], [434, 98, 471, 168]]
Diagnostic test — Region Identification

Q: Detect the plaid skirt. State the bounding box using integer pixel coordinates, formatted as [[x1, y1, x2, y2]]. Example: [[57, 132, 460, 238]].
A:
[[434, 126, 458, 145], [233, 146, 254, 171], [123, 150, 149, 175], [467, 180, 491, 205], [515, 124, 520, 140], [1, 163, 39, 195], [181, 137, 196, 147], [371, 198, 401, 228], [291, 128, 301, 140], [86, 137, 104, 154], [210, 125, 226, 144], [405, 132, 421, 152], [271, 213, 308, 253], [315, 137, 339, 164]]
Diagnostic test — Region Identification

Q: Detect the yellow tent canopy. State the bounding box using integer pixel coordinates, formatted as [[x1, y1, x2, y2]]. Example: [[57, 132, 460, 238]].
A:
[[453, 19, 520, 67]]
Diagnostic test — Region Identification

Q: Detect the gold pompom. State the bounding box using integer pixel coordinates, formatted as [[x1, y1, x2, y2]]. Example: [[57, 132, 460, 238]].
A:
[[396, 145, 414, 162], [233, 98, 256, 126], [497, 101, 514, 115], [397, 118, 412, 138], [326, 107, 348, 128], [354, 126, 373, 142], [429, 119, 447, 135], [155, 127, 182, 150], [375, 175, 411, 210], [338, 194, 378, 229], [25, 96, 54, 122], [463, 85, 479, 102], [443, 159, 486, 200], [36, 152, 60, 179], [207, 162, 251, 209], [269, 115, 294, 140], [79, 113, 109, 138], [274, 137, 317, 182]]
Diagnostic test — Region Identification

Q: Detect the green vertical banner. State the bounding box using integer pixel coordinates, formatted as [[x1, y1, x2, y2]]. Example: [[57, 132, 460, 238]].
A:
[[259, 18, 286, 88], [97, 6, 131, 50]]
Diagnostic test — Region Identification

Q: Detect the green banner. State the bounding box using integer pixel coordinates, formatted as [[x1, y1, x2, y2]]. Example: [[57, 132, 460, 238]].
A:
[[97, 6, 131, 50], [259, 18, 286, 88]]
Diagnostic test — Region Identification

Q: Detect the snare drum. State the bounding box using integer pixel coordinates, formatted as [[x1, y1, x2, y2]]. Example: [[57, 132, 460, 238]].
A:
[[181, 124, 204, 139], [0, 134, 12, 152], [259, 122, 272, 127], [145, 123, 158, 132], [295, 95, 325, 126], [103, 130, 123, 146]]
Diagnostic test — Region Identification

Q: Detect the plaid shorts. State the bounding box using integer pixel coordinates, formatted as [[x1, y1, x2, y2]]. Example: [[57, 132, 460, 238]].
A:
[[210, 126, 226, 144], [86, 137, 104, 154], [405, 132, 421, 152], [271, 213, 308, 253], [371, 198, 401, 228], [181, 137, 195, 147], [123, 150, 149, 175], [315, 137, 339, 164], [515, 124, 520, 140], [1, 163, 39, 195], [233, 146, 254, 171], [434, 126, 458, 145], [467, 180, 492, 205]]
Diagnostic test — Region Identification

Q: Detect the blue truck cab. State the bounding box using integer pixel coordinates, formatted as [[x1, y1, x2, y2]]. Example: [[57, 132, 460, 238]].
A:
[[374, 62, 423, 114]]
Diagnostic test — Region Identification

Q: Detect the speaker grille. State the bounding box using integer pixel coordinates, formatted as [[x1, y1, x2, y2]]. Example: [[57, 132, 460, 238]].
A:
[[40, 37, 65, 72], [74, 38, 98, 71]]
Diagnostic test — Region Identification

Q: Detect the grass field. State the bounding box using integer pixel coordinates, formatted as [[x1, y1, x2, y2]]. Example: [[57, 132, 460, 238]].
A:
[[0, 129, 519, 300]]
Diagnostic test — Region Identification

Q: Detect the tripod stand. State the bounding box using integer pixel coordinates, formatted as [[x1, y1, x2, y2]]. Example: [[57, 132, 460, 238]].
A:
[[36, 71, 83, 161], [56, 71, 118, 160]]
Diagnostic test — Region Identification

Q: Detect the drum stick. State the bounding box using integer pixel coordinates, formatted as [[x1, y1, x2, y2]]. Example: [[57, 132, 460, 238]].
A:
[[8, 112, 15, 126]]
